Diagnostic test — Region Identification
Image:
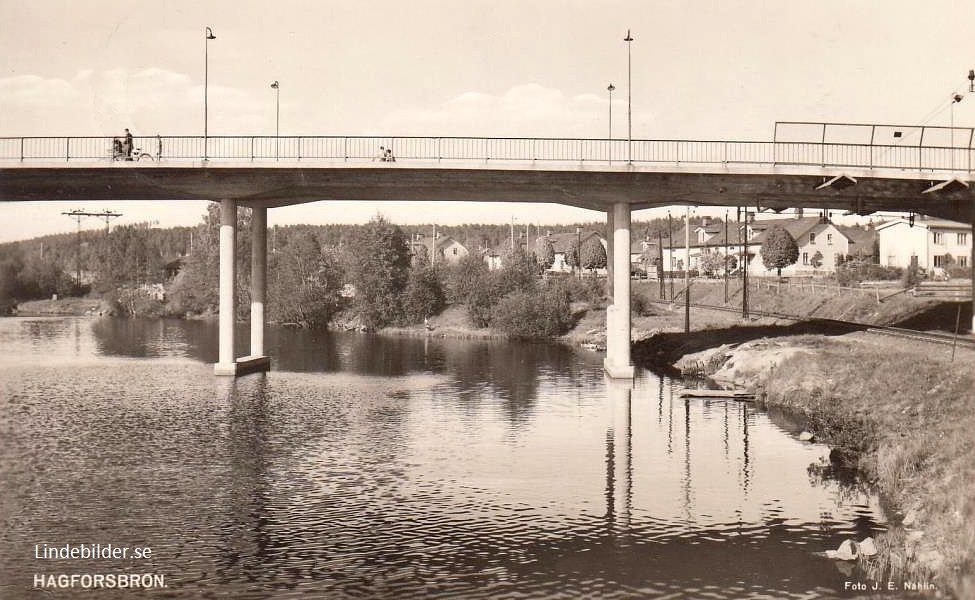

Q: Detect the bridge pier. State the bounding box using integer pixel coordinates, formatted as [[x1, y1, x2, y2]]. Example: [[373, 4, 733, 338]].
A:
[[214, 200, 270, 376], [604, 202, 635, 379]]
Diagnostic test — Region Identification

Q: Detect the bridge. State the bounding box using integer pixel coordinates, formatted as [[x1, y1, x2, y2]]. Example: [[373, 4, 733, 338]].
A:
[[2, 121, 973, 378]]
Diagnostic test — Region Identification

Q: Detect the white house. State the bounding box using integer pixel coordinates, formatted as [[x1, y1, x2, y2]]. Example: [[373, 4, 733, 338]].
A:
[[638, 216, 878, 278], [876, 217, 971, 271]]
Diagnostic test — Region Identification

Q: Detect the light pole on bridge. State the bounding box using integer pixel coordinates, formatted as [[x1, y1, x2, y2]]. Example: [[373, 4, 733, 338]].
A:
[[204, 26, 216, 161], [624, 30, 634, 164], [608, 83, 615, 163], [271, 80, 280, 160]]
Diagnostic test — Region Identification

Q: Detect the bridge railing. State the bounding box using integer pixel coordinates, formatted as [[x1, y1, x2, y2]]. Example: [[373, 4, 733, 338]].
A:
[[1, 133, 973, 172]]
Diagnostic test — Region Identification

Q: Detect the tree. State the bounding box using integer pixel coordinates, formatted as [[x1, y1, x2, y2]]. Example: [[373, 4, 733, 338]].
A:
[[167, 203, 252, 317], [403, 264, 445, 323], [346, 215, 411, 329], [639, 242, 657, 279], [579, 237, 607, 274], [566, 237, 581, 275], [533, 236, 555, 272], [268, 231, 344, 327], [760, 225, 799, 277], [499, 242, 538, 294], [699, 248, 725, 278]]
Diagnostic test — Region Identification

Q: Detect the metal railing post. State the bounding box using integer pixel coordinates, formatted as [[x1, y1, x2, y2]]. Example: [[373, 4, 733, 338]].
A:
[[869, 125, 875, 169], [297, 137, 302, 161], [918, 127, 925, 172], [20, 137, 24, 162], [821, 123, 826, 167], [66, 138, 70, 162], [250, 137, 255, 161]]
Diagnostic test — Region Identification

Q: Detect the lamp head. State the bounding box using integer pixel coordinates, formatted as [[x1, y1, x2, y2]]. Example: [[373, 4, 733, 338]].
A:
[[271, 81, 279, 89], [624, 29, 633, 42], [205, 26, 216, 40], [608, 83, 615, 92], [953, 93, 963, 104], [969, 69, 975, 92]]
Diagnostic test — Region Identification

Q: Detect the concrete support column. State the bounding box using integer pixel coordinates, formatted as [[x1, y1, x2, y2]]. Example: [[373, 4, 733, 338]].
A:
[[250, 206, 267, 356], [214, 199, 237, 375], [605, 202, 635, 378], [606, 208, 616, 300], [970, 193, 974, 334]]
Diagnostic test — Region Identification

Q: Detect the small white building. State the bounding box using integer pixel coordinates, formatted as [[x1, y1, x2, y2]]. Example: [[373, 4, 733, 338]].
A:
[[876, 217, 971, 271]]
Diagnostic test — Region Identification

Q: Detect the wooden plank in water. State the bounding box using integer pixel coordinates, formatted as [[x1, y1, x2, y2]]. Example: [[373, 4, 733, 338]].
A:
[[678, 389, 755, 400]]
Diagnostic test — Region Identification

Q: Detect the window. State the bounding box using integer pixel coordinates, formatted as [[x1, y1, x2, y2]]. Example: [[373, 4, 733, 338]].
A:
[[933, 232, 944, 244], [959, 257, 968, 267], [802, 252, 809, 265], [809, 232, 816, 244], [452, 248, 458, 255], [933, 255, 947, 267], [958, 233, 969, 245], [827, 233, 833, 246]]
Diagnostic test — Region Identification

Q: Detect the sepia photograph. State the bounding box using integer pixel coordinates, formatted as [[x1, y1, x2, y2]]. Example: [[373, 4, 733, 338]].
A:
[[1, 1, 973, 598]]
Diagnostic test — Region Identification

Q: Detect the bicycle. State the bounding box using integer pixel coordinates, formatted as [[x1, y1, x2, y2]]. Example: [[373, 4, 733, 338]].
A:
[[111, 139, 154, 162]]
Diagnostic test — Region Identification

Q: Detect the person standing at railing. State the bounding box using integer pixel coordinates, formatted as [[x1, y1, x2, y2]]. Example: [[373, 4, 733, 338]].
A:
[[376, 146, 387, 161], [124, 129, 133, 159], [384, 147, 395, 162]]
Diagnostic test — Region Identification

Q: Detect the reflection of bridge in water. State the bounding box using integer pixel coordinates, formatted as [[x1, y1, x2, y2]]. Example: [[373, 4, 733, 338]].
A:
[[2, 121, 973, 377]]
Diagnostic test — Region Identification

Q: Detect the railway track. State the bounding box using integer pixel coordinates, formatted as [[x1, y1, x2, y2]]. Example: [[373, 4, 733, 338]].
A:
[[647, 299, 975, 350]]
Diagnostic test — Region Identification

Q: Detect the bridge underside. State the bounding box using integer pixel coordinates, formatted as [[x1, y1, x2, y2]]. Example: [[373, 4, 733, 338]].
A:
[[0, 164, 971, 221], [2, 163, 972, 378]]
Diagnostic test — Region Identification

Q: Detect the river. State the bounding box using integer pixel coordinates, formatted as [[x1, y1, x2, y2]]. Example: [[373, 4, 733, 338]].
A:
[[0, 316, 884, 598]]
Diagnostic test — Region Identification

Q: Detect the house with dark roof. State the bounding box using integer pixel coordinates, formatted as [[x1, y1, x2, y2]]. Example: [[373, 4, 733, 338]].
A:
[[409, 233, 469, 265]]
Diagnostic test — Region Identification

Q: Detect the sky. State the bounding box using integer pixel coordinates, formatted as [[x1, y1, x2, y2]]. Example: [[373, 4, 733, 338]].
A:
[[2, 0, 975, 242]]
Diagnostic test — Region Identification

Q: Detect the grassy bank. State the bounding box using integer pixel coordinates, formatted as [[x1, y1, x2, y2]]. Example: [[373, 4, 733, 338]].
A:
[[13, 297, 108, 316]]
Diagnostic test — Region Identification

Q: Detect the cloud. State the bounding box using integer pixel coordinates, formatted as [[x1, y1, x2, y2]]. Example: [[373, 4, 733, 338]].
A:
[[0, 68, 267, 136], [377, 83, 651, 138]]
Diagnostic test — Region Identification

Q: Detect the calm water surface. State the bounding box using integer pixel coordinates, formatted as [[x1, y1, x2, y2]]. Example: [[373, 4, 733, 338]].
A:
[[0, 317, 884, 599]]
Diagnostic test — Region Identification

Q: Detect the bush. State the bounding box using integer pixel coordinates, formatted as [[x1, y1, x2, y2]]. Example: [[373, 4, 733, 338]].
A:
[[835, 261, 903, 286], [546, 274, 605, 305], [491, 286, 572, 338], [403, 265, 446, 323], [946, 264, 972, 280]]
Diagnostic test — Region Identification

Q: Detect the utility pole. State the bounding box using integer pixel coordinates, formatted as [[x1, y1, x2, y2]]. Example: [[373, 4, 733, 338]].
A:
[[739, 207, 749, 319], [724, 210, 729, 304], [684, 206, 690, 333], [62, 209, 122, 285], [657, 229, 665, 299], [667, 212, 674, 300]]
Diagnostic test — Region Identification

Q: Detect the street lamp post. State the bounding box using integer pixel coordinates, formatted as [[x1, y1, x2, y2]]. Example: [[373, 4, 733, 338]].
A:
[[607, 83, 615, 163], [271, 81, 280, 160], [624, 29, 634, 164], [204, 26, 216, 161], [950, 92, 962, 171]]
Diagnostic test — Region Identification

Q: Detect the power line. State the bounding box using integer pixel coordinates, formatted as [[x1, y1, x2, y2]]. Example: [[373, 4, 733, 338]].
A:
[[61, 209, 123, 284]]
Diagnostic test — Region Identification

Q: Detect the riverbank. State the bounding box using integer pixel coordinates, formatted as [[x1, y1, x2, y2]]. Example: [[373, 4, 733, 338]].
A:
[[644, 321, 975, 598], [12, 297, 109, 316]]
